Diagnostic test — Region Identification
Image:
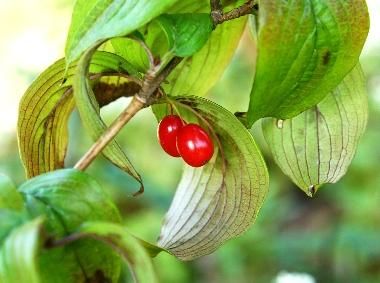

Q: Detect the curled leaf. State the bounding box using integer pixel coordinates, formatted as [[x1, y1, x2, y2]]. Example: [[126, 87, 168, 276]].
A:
[[17, 52, 142, 186], [19, 169, 122, 283], [155, 96, 269, 260], [65, 0, 179, 64], [247, 0, 369, 125], [19, 169, 121, 231], [0, 218, 43, 283], [0, 211, 26, 244], [77, 222, 158, 283], [17, 58, 74, 178], [73, 48, 143, 192], [262, 65, 368, 196]]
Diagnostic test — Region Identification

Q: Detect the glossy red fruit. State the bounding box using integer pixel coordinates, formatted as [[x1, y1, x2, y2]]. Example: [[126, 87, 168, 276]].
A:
[[157, 115, 184, 157], [176, 124, 214, 167]]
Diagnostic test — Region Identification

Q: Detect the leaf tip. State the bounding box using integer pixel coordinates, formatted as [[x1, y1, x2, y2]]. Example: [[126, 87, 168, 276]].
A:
[[306, 185, 318, 197], [132, 183, 145, 197]]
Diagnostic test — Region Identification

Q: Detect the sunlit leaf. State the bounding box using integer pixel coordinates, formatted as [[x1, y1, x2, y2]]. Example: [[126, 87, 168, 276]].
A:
[[156, 13, 213, 57], [247, 0, 369, 125], [0, 175, 23, 211], [65, 0, 179, 65], [111, 37, 150, 73], [154, 96, 269, 260], [17, 52, 141, 182], [262, 65, 368, 196], [0, 218, 43, 283], [74, 48, 143, 190], [111, 0, 246, 97], [19, 169, 122, 282], [165, 17, 246, 97], [77, 222, 159, 283]]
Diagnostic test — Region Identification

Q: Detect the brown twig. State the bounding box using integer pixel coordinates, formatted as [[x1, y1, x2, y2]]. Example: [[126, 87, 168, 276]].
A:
[[74, 96, 145, 171], [74, 57, 183, 171], [137, 57, 183, 103], [210, 0, 223, 12], [210, 0, 258, 28]]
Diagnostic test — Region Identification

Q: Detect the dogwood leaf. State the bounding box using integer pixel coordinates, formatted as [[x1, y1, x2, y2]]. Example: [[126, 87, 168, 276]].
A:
[[156, 13, 213, 57], [18, 52, 141, 187], [0, 175, 23, 211], [73, 48, 143, 191], [77, 222, 159, 283], [247, 0, 369, 125], [262, 65, 368, 196], [0, 218, 43, 283], [155, 96, 269, 260], [19, 169, 122, 282], [65, 0, 179, 65]]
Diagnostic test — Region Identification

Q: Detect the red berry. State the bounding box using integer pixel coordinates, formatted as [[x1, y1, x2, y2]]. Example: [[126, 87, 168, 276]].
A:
[[176, 124, 214, 167], [157, 115, 184, 157]]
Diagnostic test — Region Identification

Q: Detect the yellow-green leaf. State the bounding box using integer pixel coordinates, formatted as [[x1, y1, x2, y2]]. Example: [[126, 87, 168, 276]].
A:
[[262, 65, 368, 196], [17, 52, 140, 181], [65, 0, 179, 65], [73, 48, 143, 190], [0, 175, 23, 211], [155, 96, 269, 260], [165, 17, 246, 97], [110, 1, 247, 97]]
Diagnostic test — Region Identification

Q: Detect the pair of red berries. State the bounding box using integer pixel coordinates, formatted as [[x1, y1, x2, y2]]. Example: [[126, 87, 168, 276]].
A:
[[157, 115, 214, 167]]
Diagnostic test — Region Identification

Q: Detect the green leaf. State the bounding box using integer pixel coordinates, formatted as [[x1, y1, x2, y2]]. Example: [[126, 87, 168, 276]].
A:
[[0, 218, 43, 283], [19, 169, 121, 231], [0, 210, 26, 244], [0, 175, 23, 211], [0, 176, 26, 243], [110, 1, 246, 97], [164, 0, 247, 97], [165, 17, 246, 96], [111, 37, 150, 73], [247, 0, 369, 125], [17, 51, 140, 179], [154, 96, 269, 260], [156, 13, 213, 57], [65, 0, 179, 65], [77, 222, 159, 283], [19, 169, 122, 282], [74, 48, 143, 191], [262, 65, 368, 196]]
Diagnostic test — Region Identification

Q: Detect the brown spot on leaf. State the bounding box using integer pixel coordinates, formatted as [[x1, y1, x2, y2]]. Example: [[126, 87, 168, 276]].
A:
[[322, 50, 331, 66], [86, 270, 111, 283]]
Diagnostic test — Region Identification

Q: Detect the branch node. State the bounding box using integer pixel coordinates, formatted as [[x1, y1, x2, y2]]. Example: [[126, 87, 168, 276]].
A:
[[134, 94, 147, 104], [211, 0, 257, 27]]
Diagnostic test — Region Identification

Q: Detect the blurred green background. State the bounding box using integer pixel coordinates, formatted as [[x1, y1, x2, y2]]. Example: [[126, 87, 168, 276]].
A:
[[0, 1, 379, 282]]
